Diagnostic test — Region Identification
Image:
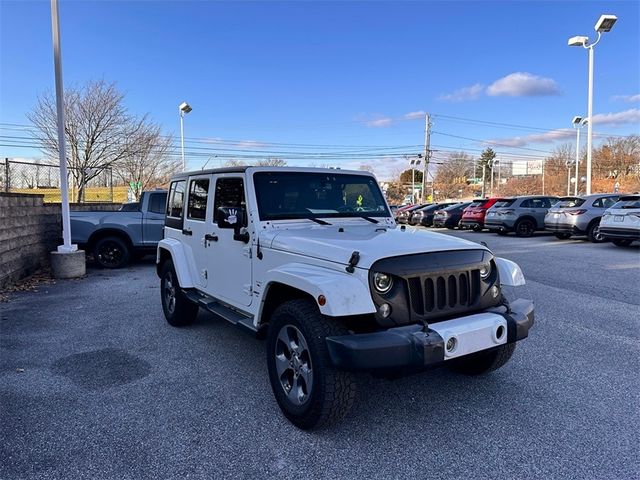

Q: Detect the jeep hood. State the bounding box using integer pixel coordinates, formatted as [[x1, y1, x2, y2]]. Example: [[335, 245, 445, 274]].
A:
[[262, 225, 487, 270]]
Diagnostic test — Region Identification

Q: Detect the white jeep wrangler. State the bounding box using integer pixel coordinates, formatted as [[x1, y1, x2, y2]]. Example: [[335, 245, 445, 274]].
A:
[[157, 167, 534, 429]]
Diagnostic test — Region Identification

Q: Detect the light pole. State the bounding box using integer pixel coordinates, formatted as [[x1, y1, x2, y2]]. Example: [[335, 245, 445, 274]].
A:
[[568, 14, 617, 195], [571, 116, 585, 195], [409, 156, 422, 204], [179, 102, 192, 171], [490, 158, 499, 196]]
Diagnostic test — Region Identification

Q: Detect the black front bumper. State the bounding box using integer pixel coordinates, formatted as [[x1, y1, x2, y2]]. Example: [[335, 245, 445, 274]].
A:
[[326, 299, 534, 371]]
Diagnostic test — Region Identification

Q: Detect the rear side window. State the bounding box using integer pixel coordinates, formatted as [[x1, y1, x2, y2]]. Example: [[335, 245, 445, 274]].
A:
[[592, 197, 617, 208], [521, 198, 548, 208], [167, 181, 186, 218], [187, 178, 210, 220], [213, 178, 247, 224], [148, 192, 167, 214], [493, 199, 516, 208]]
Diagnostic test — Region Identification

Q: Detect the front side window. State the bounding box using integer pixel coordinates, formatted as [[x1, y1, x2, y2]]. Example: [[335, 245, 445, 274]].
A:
[[187, 178, 210, 220], [253, 172, 390, 221], [167, 181, 185, 218], [214, 177, 247, 224]]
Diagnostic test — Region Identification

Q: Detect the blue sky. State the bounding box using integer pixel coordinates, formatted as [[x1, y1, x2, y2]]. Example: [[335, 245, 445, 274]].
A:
[[1, 0, 638, 179]]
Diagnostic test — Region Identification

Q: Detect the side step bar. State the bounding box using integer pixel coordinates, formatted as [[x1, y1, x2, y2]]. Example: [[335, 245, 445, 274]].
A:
[[183, 289, 257, 334]]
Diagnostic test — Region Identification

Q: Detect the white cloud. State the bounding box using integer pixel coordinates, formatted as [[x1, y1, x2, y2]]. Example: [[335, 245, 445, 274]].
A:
[[611, 94, 640, 103], [488, 129, 575, 148], [363, 116, 393, 128], [486, 72, 561, 97], [438, 83, 484, 102], [403, 110, 426, 120], [591, 108, 640, 126]]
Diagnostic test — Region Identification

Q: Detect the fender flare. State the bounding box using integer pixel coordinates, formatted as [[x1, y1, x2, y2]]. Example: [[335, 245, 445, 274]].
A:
[[156, 238, 195, 288], [259, 263, 376, 319], [495, 257, 526, 286]]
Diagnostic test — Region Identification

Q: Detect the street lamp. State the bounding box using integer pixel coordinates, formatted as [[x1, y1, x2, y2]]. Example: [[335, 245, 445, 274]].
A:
[[568, 14, 618, 195], [409, 155, 422, 204], [571, 116, 586, 195], [179, 102, 192, 171]]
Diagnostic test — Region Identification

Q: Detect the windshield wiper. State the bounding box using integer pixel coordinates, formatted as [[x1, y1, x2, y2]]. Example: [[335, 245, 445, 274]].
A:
[[357, 215, 379, 224], [307, 217, 331, 225]]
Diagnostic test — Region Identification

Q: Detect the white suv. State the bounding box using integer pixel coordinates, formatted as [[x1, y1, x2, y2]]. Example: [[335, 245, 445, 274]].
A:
[[600, 195, 640, 246], [156, 167, 534, 429]]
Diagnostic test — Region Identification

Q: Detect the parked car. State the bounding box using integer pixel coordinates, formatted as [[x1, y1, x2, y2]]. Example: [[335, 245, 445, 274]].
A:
[[599, 195, 640, 246], [485, 195, 559, 237], [157, 166, 534, 429], [397, 203, 428, 224], [433, 202, 473, 229], [71, 190, 167, 268], [414, 203, 459, 227], [544, 194, 620, 242], [459, 198, 502, 231], [408, 203, 434, 225]]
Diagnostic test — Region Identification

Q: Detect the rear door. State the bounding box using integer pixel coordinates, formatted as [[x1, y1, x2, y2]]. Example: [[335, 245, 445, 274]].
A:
[[182, 175, 213, 288], [142, 192, 167, 245]]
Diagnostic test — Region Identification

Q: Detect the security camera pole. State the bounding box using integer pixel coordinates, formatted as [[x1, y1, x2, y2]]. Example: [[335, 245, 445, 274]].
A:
[[179, 102, 192, 171], [568, 14, 618, 195]]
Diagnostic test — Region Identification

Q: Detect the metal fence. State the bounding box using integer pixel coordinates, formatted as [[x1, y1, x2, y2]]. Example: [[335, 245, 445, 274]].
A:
[[1, 158, 126, 203]]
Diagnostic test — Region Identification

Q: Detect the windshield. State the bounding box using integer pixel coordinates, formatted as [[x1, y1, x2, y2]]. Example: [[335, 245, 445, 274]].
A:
[[253, 171, 391, 220], [556, 198, 585, 208]]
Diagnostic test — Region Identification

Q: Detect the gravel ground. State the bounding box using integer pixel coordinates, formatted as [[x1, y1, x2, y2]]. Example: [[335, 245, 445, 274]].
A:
[[1, 231, 639, 480]]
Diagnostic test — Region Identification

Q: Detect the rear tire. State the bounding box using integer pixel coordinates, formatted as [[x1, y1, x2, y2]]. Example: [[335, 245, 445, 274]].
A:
[[496, 230, 508, 236], [472, 225, 483, 232], [448, 343, 516, 375], [587, 222, 605, 243], [613, 239, 632, 247], [514, 219, 535, 238], [555, 233, 572, 240], [160, 260, 199, 327], [266, 299, 356, 430], [93, 235, 130, 269]]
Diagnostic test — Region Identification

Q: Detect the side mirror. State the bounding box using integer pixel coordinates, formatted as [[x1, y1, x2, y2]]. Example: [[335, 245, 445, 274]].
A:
[[217, 207, 250, 243]]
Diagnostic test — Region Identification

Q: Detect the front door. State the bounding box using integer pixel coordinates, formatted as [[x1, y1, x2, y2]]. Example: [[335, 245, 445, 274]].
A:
[[205, 175, 253, 307], [182, 175, 212, 288]]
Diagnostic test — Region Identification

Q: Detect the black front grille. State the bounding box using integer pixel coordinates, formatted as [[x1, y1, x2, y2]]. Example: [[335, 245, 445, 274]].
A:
[[407, 270, 481, 316]]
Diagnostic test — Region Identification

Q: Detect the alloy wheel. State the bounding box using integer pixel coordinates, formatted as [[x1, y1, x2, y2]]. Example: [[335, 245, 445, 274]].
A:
[[274, 324, 313, 406]]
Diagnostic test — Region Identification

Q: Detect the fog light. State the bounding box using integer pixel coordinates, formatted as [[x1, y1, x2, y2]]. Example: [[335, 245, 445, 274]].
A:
[[446, 337, 457, 352], [491, 285, 500, 298], [378, 303, 391, 318]]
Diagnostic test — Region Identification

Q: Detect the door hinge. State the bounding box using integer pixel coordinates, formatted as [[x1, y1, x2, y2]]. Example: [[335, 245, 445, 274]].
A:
[[243, 283, 253, 295], [243, 246, 252, 258], [201, 269, 208, 280]]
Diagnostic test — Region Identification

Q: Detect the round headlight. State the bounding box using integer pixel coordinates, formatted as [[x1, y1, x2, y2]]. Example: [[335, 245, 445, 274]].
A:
[[480, 263, 491, 279], [373, 272, 393, 293]]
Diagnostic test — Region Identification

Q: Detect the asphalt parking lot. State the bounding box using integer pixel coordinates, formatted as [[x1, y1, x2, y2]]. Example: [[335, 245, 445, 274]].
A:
[[1, 230, 639, 480]]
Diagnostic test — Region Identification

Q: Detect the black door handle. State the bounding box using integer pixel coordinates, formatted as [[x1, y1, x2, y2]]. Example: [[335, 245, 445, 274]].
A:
[[182, 228, 192, 236], [204, 233, 218, 242]]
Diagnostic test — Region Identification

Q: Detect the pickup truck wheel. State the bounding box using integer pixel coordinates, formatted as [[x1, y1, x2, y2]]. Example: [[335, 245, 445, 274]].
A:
[[94, 236, 130, 269], [448, 343, 516, 376], [266, 299, 356, 430], [160, 260, 199, 327]]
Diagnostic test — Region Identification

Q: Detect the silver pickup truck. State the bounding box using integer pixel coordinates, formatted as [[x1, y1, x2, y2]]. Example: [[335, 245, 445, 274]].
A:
[[71, 190, 167, 268]]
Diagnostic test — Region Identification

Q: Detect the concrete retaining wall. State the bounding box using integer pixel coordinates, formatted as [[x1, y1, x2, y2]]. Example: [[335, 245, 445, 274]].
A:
[[0, 193, 118, 288]]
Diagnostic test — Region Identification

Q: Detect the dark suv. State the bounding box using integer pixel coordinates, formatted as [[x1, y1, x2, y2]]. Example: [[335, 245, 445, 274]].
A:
[[413, 202, 458, 227], [485, 195, 559, 237]]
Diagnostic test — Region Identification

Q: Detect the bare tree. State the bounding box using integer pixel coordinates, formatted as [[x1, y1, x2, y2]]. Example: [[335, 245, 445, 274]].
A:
[[223, 158, 288, 167], [114, 123, 180, 201], [28, 80, 147, 202], [433, 151, 475, 199]]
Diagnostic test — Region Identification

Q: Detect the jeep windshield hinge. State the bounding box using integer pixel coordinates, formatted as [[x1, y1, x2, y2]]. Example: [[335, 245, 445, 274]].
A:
[[345, 251, 360, 273]]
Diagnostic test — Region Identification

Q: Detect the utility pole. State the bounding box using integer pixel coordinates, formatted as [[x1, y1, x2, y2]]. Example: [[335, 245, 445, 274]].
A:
[[422, 113, 432, 202], [481, 163, 486, 197]]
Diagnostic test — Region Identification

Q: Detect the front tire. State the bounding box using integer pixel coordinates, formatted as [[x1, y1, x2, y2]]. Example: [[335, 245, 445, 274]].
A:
[[160, 260, 199, 327], [448, 343, 516, 375], [93, 235, 130, 268], [266, 299, 356, 430]]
